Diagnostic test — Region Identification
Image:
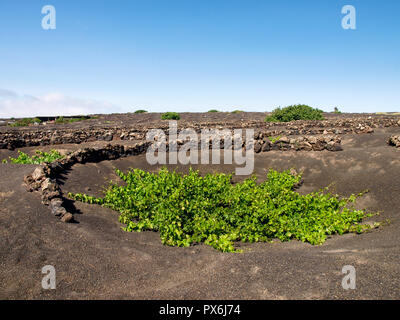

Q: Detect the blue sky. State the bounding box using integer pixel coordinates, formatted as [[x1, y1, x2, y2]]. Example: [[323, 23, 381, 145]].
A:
[[0, 0, 399, 117]]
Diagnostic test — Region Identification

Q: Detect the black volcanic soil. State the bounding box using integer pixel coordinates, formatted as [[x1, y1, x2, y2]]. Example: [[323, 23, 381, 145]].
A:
[[1, 113, 400, 299]]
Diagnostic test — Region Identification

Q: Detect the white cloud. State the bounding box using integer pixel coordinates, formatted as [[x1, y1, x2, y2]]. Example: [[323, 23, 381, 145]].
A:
[[0, 89, 121, 118], [0, 88, 19, 98]]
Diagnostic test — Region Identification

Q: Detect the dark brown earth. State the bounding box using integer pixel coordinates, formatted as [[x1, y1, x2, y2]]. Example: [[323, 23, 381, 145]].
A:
[[1, 113, 400, 299]]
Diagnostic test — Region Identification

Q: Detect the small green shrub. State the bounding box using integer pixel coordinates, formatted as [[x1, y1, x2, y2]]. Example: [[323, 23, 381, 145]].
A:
[[266, 104, 324, 122], [333, 107, 342, 114], [9, 118, 42, 127], [231, 110, 243, 114], [3, 150, 64, 164], [69, 168, 377, 252], [134, 110, 148, 114], [269, 135, 282, 143], [208, 109, 219, 113], [161, 112, 180, 120]]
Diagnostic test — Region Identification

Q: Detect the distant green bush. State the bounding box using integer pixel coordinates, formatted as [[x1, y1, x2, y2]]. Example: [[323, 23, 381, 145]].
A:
[[333, 107, 342, 114], [2, 150, 64, 164], [55, 116, 86, 124], [231, 110, 243, 114], [161, 112, 180, 120], [9, 118, 41, 127], [134, 110, 148, 114], [208, 109, 219, 113], [266, 104, 324, 122], [68, 167, 377, 252]]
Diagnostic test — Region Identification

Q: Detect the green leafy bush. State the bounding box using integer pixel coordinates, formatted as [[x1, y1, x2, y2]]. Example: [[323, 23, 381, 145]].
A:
[[231, 110, 243, 114], [9, 118, 42, 127], [207, 109, 219, 113], [3, 150, 64, 164], [161, 112, 180, 120], [134, 110, 148, 114], [266, 104, 324, 122], [69, 168, 376, 252]]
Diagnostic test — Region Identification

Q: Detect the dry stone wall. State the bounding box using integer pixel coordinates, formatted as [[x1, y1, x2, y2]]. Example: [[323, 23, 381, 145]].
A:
[[1, 117, 399, 150]]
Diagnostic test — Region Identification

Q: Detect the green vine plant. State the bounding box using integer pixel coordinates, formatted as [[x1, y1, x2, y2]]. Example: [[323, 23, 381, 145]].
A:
[[2, 150, 64, 164], [268, 135, 282, 143], [68, 168, 380, 252]]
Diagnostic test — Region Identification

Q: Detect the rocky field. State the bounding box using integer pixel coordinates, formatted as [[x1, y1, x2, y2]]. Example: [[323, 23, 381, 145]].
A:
[[1, 112, 400, 299]]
